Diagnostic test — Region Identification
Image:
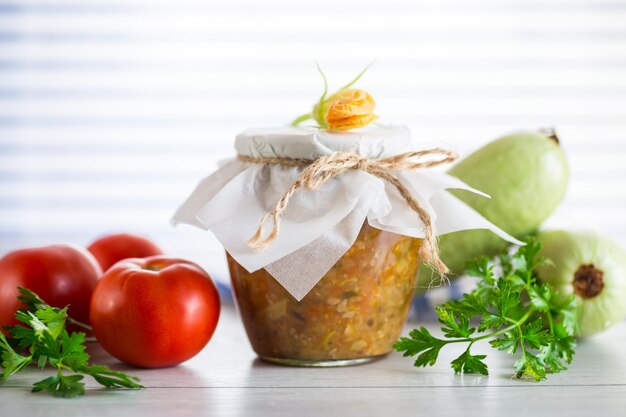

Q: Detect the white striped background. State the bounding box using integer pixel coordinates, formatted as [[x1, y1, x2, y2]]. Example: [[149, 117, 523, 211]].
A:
[[1, 0, 625, 289]]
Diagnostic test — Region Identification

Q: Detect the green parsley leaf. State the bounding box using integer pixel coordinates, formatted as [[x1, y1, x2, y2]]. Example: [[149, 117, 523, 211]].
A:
[[478, 313, 507, 332], [558, 296, 580, 335], [396, 238, 578, 381], [515, 352, 547, 381], [521, 318, 552, 350], [451, 348, 488, 375], [517, 239, 542, 269], [436, 307, 475, 338], [394, 327, 445, 367], [0, 287, 143, 398], [31, 371, 86, 398], [0, 333, 32, 380], [9, 324, 38, 348], [489, 330, 520, 354], [465, 257, 494, 285], [540, 322, 576, 371], [17, 287, 49, 313], [445, 293, 486, 318], [492, 278, 521, 317], [77, 365, 142, 389], [527, 284, 555, 312]]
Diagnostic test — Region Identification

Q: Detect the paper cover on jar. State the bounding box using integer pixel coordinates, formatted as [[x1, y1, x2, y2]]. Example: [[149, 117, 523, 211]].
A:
[[172, 125, 522, 301]]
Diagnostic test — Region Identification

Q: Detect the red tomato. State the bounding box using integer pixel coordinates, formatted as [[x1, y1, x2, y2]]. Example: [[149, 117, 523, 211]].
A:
[[87, 233, 163, 272], [0, 244, 102, 328], [90, 256, 220, 368]]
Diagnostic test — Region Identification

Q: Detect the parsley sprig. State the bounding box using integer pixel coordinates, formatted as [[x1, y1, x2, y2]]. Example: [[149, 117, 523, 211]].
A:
[[0, 287, 142, 397], [395, 240, 578, 381]]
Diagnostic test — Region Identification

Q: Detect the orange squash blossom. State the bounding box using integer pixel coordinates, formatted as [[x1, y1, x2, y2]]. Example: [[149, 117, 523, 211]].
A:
[[324, 89, 377, 130], [291, 63, 377, 131]]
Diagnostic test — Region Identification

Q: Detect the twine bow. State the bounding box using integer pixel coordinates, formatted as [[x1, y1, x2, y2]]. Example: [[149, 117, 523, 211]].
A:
[[238, 148, 458, 275]]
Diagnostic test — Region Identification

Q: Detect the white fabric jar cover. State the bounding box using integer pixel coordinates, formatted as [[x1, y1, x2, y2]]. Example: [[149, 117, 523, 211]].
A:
[[172, 125, 521, 300]]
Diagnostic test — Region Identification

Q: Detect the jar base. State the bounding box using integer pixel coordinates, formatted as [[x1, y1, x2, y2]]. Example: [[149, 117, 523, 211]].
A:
[[258, 354, 386, 367]]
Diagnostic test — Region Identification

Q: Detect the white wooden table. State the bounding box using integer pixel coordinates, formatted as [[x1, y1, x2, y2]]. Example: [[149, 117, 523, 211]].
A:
[[2, 306, 626, 417]]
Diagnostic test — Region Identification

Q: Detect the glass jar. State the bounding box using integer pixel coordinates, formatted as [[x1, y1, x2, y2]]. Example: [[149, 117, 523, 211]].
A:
[[227, 222, 422, 367]]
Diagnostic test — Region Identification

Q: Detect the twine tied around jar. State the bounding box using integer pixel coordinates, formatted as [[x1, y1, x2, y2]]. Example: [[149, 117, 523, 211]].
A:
[[237, 148, 458, 275]]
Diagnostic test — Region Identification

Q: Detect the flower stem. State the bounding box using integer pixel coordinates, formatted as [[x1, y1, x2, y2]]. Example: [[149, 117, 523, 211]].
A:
[[290, 112, 312, 126]]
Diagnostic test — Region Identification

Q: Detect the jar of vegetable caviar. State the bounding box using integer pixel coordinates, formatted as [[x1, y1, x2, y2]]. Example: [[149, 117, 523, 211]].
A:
[[228, 222, 421, 367]]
